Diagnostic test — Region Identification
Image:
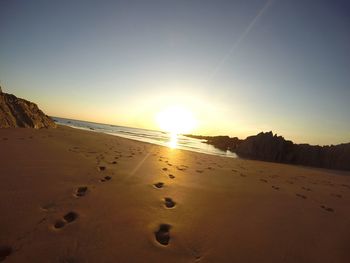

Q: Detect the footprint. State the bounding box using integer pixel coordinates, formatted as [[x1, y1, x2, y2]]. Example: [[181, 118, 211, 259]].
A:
[[260, 179, 268, 183], [196, 170, 203, 173], [168, 174, 175, 179], [154, 182, 164, 189], [296, 193, 307, 199], [111, 161, 117, 164], [100, 176, 112, 182], [0, 245, 12, 261], [240, 173, 246, 177], [177, 165, 188, 171], [63, 212, 78, 223], [302, 187, 311, 191], [54, 219, 66, 229], [162, 168, 168, 171], [272, 186, 280, 190], [75, 186, 88, 197], [164, 198, 176, 208], [54, 211, 79, 229], [330, 193, 342, 198], [155, 224, 171, 246], [320, 205, 334, 212], [98, 166, 106, 171]]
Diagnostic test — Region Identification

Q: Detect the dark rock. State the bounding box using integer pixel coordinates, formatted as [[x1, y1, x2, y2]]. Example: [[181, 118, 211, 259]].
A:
[[187, 132, 350, 171], [185, 134, 242, 151], [235, 132, 350, 171], [0, 90, 56, 128]]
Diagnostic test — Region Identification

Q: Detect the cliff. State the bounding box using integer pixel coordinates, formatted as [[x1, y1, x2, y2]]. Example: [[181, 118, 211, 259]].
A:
[[0, 88, 56, 128]]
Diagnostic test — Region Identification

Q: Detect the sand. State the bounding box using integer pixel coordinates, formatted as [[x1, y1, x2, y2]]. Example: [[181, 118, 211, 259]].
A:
[[1, 126, 350, 263]]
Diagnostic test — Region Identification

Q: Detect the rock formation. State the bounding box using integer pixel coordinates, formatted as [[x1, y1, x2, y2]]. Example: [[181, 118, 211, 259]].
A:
[[187, 132, 350, 171], [185, 134, 242, 151], [0, 89, 56, 128], [235, 132, 350, 170]]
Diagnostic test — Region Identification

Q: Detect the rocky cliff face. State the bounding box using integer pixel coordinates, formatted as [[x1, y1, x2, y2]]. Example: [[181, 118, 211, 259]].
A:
[[235, 132, 350, 171], [235, 132, 294, 162], [0, 89, 56, 128], [188, 132, 350, 171]]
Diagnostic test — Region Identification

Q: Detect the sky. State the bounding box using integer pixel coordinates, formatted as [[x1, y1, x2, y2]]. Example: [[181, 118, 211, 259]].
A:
[[0, 0, 349, 145]]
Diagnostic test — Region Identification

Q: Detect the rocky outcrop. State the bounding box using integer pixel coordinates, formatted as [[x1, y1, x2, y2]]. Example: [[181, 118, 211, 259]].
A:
[[185, 134, 242, 151], [0, 89, 56, 128], [235, 132, 350, 170], [235, 132, 294, 162], [187, 132, 350, 171]]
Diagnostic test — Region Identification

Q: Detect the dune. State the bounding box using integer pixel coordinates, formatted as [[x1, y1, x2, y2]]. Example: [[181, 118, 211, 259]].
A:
[[1, 125, 350, 262]]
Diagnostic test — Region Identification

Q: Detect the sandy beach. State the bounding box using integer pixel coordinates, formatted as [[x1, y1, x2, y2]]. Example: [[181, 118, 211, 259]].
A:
[[1, 125, 350, 263]]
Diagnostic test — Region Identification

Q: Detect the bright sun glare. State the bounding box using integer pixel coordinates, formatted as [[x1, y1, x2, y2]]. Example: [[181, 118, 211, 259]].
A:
[[156, 106, 197, 135]]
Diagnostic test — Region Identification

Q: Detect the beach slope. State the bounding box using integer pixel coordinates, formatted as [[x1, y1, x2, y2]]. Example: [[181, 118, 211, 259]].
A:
[[1, 126, 350, 263]]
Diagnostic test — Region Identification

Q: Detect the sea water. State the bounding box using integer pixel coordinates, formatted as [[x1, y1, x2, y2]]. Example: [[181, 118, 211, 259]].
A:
[[53, 117, 237, 158]]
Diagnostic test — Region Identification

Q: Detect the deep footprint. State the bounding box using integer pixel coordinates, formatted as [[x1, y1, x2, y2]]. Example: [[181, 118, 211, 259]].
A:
[[168, 174, 175, 179], [164, 198, 176, 208], [98, 166, 106, 171], [0, 245, 12, 262], [63, 212, 78, 223], [154, 182, 164, 189], [76, 186, 88, 197], [54, 219, 66, 229], [155, 224, 171, 246]]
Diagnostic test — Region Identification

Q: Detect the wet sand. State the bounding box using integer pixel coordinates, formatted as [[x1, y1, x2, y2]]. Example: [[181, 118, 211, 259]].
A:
[[1, 126, 350, 263]]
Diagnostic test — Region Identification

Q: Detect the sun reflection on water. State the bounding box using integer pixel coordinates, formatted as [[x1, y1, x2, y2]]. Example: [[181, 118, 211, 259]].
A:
[[168, 133, 178, 149]]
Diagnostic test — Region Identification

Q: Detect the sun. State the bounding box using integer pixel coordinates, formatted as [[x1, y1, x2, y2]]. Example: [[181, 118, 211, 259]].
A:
[[156, 106, 197, 134]]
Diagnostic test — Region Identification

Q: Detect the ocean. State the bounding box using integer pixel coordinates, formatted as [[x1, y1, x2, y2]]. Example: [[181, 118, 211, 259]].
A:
[[53, 117, 237, 158]]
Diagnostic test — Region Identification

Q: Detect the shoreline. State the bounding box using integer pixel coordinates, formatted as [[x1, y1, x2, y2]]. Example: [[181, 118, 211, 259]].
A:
[[1, 126, 350, 262], [53, 116, 238, 158], [59, 124, 349, 173]]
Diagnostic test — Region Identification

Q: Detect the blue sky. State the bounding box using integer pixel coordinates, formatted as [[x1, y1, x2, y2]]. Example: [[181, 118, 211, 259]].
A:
[[1, 0, 349, 145]]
